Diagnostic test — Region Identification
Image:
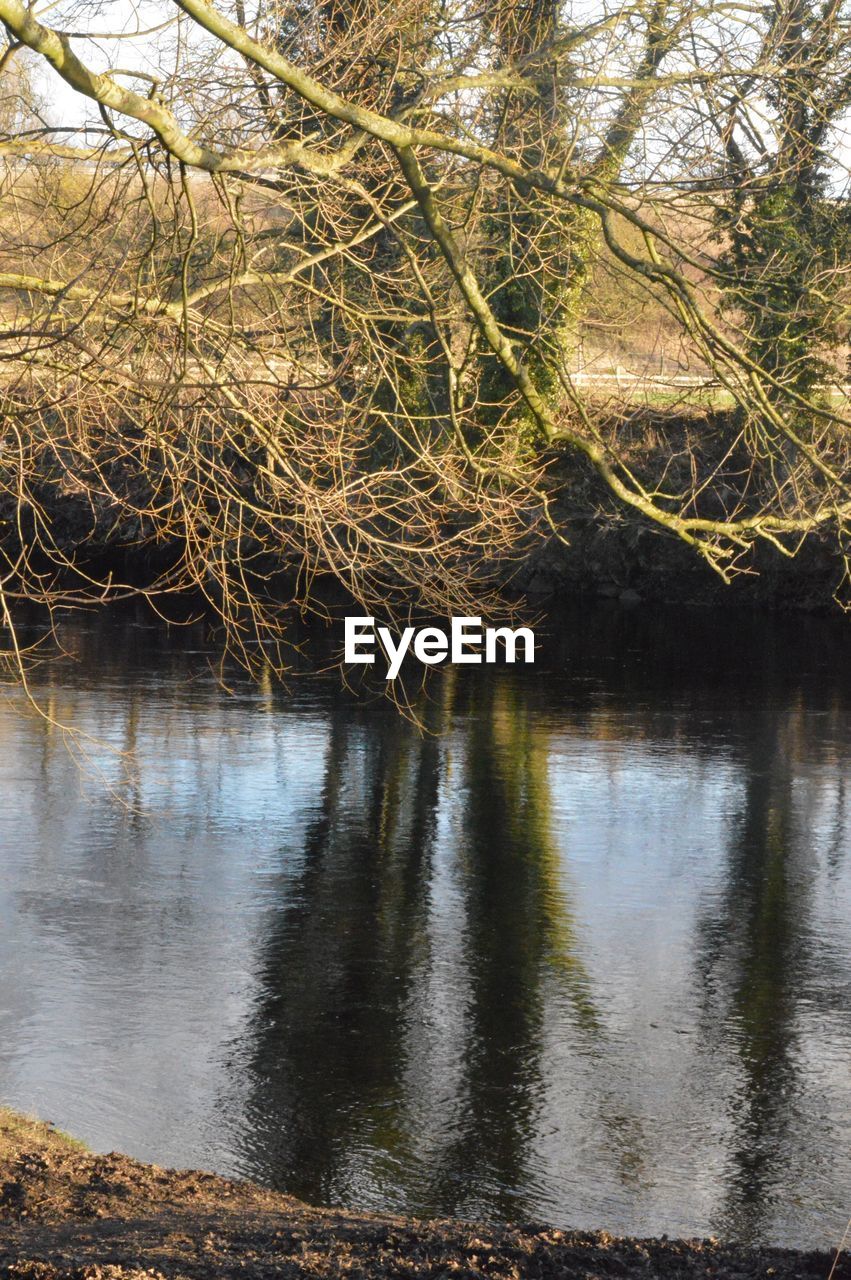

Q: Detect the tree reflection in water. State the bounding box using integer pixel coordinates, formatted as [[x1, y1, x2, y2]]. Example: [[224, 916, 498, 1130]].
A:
[[238, 674, 608, 1219], [0, 604, 847, 1245]]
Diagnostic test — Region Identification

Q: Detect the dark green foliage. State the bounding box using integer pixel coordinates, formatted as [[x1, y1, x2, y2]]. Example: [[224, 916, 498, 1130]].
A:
[[717, 177, 849, 396]]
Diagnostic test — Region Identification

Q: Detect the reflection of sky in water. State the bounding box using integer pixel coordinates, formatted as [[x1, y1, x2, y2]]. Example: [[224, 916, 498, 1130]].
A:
[[0, 689, 331, 1174], [0, 608, 849, 1249]]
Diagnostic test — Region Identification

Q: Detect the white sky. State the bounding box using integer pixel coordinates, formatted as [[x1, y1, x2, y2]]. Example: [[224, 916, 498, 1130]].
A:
[[21, 0, 851, 183]]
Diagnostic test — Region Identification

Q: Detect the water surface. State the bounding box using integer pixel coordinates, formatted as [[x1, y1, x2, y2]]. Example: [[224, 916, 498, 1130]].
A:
[[0, 604, 849, 1248]]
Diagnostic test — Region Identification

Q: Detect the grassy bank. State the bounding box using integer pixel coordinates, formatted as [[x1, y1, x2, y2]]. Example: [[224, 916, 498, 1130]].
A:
[[0, 1110, 847, 1280]]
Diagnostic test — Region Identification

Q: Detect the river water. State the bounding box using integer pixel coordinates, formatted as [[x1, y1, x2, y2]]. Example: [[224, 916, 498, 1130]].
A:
[[0, 603, 848, 1248]]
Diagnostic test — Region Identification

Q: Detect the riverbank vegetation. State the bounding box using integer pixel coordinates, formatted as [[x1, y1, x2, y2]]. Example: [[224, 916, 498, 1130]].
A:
[[2, 0, 851, 679]]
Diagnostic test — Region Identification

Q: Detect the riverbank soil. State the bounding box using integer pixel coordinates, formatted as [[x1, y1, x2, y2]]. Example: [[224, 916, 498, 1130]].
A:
[[5, 405, 848, 615], [0, 1114, 847, 1280]]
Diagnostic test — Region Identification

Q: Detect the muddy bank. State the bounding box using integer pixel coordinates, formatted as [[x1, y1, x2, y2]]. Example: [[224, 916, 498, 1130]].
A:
[[0, 1112, 847, 1280], [514, 515, 845, 611], [1, 406, 849, 613], [514, 413, 849, 611]]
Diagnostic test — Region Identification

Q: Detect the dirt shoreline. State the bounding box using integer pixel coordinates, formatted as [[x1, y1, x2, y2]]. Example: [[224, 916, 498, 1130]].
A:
[[0, 1112, 847, 1280], [5, 404, 850, 616]]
